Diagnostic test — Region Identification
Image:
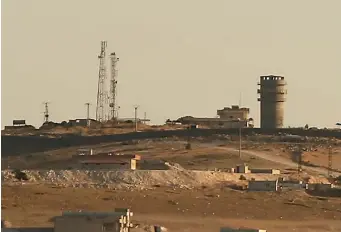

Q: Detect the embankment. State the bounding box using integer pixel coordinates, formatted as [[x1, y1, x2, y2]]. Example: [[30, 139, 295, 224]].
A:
[[2, 128, 341, 156]]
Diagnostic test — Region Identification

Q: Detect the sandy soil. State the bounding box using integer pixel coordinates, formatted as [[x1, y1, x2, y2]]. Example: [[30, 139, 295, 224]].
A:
[[2, 138, 341, 232], [2, 184, 341, 232]]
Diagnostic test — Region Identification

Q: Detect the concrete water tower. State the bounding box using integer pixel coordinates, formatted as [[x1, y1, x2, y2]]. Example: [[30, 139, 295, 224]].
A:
[[257, 75, 287, 129]]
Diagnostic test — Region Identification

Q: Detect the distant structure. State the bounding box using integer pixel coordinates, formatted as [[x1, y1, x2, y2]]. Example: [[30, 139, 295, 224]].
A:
[[4, 120, 35, 131], [176, 105, 253, 128], [96, 41, 108, 122], [257, 75, 287, 129], [43, 102, 50, 123], [217, 105, 250, 127], [109, 52, 119, 121]]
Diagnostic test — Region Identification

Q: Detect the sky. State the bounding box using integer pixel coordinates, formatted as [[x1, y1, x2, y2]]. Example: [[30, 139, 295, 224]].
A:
[[1, 0, 341, 128]]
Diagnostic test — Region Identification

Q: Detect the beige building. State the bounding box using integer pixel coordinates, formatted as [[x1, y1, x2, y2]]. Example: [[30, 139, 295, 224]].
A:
[[217, 105, 250, 121], [177, 105, 252, 128]]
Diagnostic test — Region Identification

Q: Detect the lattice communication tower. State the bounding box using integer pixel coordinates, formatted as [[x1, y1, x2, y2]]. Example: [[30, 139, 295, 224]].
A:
[[109, 52, 119, 120], [96, 41, 108, 122]]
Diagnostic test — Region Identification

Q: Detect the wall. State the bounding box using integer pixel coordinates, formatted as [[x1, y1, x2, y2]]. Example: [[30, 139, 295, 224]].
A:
[[250, 169, 280, 174], [220, 228, 267, 232], [280, 182, 305, 189], [2, 229, 53, 232], [54, 216, 121, 232], [82, 162, 134, 170], [306, 183, 333, 191], [248, 180, 278, 191]]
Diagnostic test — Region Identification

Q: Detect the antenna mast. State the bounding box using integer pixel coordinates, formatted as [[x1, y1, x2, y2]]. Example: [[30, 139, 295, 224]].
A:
[[96, 41, 108, 122], [43, 102, 50, 123], [109, 52, 119, 121]]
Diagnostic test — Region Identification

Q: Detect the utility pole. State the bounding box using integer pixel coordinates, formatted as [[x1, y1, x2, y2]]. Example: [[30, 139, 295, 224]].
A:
[[144, 112, 147, 125], [328, 146, 333, 177], [96, 41, 108, 123], [85, 103, 90, 120], [294, 145, 303, 176], [134, 106, 139, 132], [185, 125, 192, 150], [43, 102, 50, 123], [85, 103, 91, 127], [237, 118, 242, 159]]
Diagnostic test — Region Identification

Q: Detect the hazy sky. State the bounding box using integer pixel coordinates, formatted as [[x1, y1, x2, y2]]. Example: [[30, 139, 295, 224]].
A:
[[2, 0, 341, 128]]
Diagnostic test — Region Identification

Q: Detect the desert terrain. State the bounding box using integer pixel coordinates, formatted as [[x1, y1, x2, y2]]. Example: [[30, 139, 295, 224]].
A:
[[2, 131, 341, 232]]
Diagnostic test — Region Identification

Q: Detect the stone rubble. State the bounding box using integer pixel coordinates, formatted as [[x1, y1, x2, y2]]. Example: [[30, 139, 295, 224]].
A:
[[1, 168, 281, 190]]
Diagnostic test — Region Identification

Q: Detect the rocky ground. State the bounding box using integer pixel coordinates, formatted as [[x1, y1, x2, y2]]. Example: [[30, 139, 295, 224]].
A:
[[2, 136, 341, 231], [2, 184, 341, 232]]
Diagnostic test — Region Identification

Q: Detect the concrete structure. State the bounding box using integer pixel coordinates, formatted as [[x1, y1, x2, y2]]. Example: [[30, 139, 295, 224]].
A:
[[79, 154, 140, 170], [12, 120, 26, 126], [177, 117, 246, 129], [4, 119, 35, 130], [176, 105, 252, 129], [220, 228, 266, 232], [248, 180, 279, 192], [235, 164, 250, 173], [278, 179, 305, 189], [257, 75, 287, 129], [217, 105, 250, 122], [306, 183, 334, 191], [54, 208, 133, 232], [250, 169, 280, 174]]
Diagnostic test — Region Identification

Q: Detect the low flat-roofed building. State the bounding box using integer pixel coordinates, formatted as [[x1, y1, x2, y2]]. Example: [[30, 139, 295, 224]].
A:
[[217, 105, 250, 121], [176, 105, 252, 128], [54, 209, 133, 232]]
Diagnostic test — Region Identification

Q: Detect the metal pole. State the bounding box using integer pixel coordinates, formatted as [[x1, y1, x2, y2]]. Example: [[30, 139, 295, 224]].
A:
[[328, 146, 333, 177], [186, 125, 191, 150], [134, 106, 138, 132], [239, 124, 242, 159], [85, 103, 90, 120], [85, 103, 90, 127]]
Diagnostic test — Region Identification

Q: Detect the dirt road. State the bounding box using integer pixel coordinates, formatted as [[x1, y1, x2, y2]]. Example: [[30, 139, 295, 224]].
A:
[[198, 143, 341, 177]]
